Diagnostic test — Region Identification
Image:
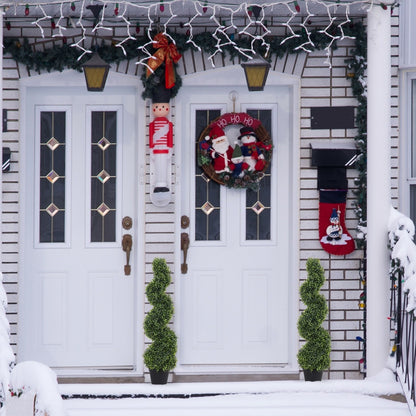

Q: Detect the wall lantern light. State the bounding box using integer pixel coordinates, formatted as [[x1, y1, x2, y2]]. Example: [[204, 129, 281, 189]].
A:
[[82, 52, 110, 92], [82, 4, 110, 92], [241, 53, 271, 91]]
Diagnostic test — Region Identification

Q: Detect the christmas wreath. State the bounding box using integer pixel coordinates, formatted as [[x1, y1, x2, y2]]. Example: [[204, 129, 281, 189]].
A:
[[197, 113, 273, 191]]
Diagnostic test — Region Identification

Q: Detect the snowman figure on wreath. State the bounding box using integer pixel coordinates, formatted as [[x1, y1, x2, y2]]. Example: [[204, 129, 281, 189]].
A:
[[238, 126, 267, 172]]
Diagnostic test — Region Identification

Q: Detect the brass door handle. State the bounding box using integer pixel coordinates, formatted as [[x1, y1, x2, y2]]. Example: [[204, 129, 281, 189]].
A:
[[181, 232, 190, 274], [122, 234, 133, 276]]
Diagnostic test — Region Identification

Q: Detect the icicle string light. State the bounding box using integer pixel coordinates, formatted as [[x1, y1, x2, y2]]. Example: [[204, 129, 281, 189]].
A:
[[2, 0, 397, 68]]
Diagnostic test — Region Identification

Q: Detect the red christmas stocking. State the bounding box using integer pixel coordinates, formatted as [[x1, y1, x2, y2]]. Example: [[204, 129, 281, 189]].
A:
[[319, 190, 355, 256]]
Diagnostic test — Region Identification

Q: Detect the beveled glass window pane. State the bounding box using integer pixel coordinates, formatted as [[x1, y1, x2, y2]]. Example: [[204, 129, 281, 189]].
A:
[[195, 109, 221, 241], [39, 111, 66, 243], [245, 109, 272, 241], [90, 111, 117, 243]]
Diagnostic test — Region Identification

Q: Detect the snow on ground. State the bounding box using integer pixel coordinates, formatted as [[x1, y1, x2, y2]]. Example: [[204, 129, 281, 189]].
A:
[[61, 368, 410, 416]]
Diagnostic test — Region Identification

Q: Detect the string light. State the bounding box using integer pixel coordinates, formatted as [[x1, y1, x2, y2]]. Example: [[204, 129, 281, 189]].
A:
[[1, 0, 391, 69]]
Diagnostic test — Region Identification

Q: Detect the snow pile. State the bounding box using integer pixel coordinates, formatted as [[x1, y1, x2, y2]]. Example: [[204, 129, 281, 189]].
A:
[[388, 206, 416, 313], [0, 272, 15, 413], [9, 361, 66, 416]]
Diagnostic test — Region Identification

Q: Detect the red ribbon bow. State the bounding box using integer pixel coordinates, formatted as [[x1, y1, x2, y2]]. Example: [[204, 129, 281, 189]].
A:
[[146, 33, 182, 89]]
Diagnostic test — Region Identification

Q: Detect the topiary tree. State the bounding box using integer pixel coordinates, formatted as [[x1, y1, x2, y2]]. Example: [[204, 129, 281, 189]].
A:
[[297, 258, 331, 374], [143, 258, 177, 376]]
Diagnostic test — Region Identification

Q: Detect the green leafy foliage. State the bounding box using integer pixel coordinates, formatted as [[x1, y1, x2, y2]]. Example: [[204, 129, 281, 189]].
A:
[[297, 258, 331, 371], [143, 258, 177, 372]]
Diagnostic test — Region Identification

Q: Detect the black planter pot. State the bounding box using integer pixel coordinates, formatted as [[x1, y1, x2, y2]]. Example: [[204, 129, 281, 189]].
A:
[[303, 369, 323, 381], [149, 369, 170, 384]]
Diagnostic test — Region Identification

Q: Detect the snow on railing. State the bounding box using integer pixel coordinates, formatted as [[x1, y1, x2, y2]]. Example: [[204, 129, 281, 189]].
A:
[[388, 207, 416, 415], [389, 207, 416, 312], [9, 361, 66, 416]]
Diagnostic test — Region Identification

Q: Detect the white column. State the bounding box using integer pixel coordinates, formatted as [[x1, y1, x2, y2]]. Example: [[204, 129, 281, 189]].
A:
[[366, 4, 392, 376], [0, 12, 3, 256]]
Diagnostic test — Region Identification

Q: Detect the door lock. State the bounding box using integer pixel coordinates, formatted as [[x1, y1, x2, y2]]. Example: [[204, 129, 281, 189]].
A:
[[122, 234, 133, 276]]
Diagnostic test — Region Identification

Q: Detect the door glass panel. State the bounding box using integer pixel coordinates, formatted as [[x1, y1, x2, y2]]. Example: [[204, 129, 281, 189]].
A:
[[195, 109, 221, 241], [245, 109, 272, 240], [90, 111, 117, 242], [39, 111, 66, 243]]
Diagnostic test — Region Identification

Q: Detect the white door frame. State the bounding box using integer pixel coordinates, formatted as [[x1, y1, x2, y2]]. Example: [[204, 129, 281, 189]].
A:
[[18, 69, 146, 377], [174, 66, 300, 374]]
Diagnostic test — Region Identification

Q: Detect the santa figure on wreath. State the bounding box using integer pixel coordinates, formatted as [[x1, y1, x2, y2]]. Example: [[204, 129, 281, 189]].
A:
[[209, 125, 235, 173], [238, 126, 266, 172]]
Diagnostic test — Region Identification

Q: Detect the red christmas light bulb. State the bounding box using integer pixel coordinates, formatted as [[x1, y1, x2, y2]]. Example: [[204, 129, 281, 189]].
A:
[[51, 18, 56, 29], [248, 7, 252, 17], [294, 1, 300, 13], [136, 23, 140, 34], [71, 2, 75, 11], [25, 4, 29, 16], [202, 1, 207, 13], [160, 0, 164, 12], [381, 2, 387, 10], [114, 3, 119, 16], [5, 21, 11, 31]]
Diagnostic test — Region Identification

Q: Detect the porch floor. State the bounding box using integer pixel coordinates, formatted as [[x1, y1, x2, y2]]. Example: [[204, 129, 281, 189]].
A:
[[60, 371, 410, 416]]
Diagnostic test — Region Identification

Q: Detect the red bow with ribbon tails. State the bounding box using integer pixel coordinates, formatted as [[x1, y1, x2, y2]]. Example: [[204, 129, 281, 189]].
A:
[[146, 33, 182, 89]]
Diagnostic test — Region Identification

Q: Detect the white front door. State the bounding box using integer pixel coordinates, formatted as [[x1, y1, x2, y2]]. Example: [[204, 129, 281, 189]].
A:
[[19, 85, 139, 369], [178, 83, 294, 369]]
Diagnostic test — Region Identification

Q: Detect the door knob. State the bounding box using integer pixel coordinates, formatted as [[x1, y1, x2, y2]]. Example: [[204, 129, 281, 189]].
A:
[[122, 234, 133, 276], [181, 232, 190, 274]]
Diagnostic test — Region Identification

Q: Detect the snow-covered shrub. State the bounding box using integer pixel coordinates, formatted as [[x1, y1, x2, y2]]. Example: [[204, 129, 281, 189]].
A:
[[9, 361, 65, 416], [0, 272, 15, 414], [388, 207, 416, 314]]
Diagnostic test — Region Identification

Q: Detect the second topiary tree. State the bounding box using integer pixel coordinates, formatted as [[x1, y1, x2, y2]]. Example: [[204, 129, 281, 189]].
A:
[[297, 258, 331, 380], [143, 258, 177, 384]]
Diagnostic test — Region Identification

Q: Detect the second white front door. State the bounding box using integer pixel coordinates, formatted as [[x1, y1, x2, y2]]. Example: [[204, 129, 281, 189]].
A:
[[178, 84, 294, 369], [19, 85, 140, 370]]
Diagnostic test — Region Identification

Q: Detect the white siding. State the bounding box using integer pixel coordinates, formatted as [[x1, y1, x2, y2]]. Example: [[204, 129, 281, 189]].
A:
[[2, 14, 399, 380]]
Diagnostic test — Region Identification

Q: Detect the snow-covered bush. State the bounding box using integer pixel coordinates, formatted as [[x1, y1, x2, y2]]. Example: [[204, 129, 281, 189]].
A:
[[388, 206, 416, 313], [9, 361, 65, 416], [0, 272, 15, 415]]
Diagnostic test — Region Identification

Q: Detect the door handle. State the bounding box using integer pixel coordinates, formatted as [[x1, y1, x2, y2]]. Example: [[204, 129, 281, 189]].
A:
[[181, 232, 190, 274], [122, 234, 133, 276]]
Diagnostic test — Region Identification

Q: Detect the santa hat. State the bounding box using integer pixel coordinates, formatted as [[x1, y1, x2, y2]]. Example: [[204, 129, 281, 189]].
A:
[[238, 126, 257, 140], [210, 125, 227, 142], [231, 144, 242, 159]]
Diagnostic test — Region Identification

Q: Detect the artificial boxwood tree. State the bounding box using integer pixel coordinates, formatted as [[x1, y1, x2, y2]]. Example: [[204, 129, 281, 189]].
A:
[[143, 258, 177, 372], [297, 258, 331, 371]]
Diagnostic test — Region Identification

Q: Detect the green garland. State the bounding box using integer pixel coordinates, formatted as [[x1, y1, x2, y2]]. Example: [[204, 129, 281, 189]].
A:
[[4, 22, 364, 99]]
